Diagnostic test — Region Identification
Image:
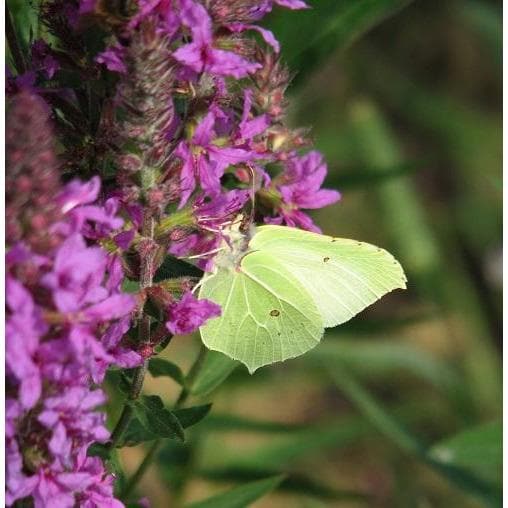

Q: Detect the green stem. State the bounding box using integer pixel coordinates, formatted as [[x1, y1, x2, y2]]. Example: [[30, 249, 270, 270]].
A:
[[120, 439, 160, 500], [119, 344, 208, 500], [175, 344, 208, 408]]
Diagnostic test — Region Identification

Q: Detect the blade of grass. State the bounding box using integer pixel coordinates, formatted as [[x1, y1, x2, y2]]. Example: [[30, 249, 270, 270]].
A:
[[267, 0, 414, 88], [328, 364, 501, 506], [348, 99, 501, 415]]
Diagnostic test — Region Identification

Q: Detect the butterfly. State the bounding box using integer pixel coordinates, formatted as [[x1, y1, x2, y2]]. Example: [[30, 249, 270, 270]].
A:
[[199, 224, 407, 373]]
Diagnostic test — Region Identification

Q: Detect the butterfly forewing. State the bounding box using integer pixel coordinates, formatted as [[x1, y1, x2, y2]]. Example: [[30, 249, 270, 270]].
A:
[[250, 225, 407, 328]]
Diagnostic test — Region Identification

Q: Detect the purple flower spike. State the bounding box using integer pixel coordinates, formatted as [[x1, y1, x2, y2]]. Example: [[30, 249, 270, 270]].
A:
[[166, 291, 221, 335]]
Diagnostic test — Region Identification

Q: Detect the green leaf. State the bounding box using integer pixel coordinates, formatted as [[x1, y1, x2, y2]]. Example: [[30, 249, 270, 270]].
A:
[[185, 475, 284, 508], [7, 0, 38, 62], [190, 350, 239, 397], [329, 161, 419, 189], [87, 442, 110, 460], [348, 99, 501, 414], [429, 421, 502, 486], [153, 254, 203, 283], [459, 0, 501, 64], [202, 413, 305, 433], [119, 403, 210, 447], [330, 367, 425, 455], [174, 404, 212, 428], [118, 417, 158, 447], [328, 366, 501, 506], [121, 279, 140, 293], [148, 358, 185, 385], [206, 417, 371, 470], [199, 468, 368, 502], [134, 395, 185, 442], [267, 0, 413, 87], [312, 339, 462, 393]]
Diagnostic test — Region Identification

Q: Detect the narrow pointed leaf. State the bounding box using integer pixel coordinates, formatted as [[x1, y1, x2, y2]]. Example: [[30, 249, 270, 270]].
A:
[[190, 350, 239, 396], [174, 404, 212, 428], [429, 421, 502, 486], [134, 395, 185, 442], [186, 475, 284, 508], [148, 358, 185, 385]]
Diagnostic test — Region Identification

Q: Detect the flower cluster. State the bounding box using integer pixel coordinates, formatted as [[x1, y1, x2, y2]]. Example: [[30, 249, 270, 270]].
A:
[[7, 0, 341, 504], [94, 0, 340, 271], [6, 92, 139, 507]]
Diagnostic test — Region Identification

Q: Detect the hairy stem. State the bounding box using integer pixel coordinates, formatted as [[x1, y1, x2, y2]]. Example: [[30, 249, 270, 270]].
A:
[[108, 215, 155, 450]]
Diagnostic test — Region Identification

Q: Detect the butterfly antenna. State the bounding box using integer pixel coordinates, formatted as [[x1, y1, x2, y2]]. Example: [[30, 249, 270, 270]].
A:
[[185, 246, 225, 259], [240, 164, 256, 233]]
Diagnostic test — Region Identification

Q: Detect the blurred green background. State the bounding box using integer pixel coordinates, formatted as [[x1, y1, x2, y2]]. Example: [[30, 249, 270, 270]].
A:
[[9, 0, 499, 505], [118, 1, 502, 506]]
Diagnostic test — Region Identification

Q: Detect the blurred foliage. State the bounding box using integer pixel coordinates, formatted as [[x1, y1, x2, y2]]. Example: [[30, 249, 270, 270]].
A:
[[9, 0, 502, 506]]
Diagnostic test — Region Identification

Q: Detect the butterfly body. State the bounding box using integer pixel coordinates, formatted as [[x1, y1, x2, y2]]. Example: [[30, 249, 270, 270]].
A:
[[199, 225, 406, 373]]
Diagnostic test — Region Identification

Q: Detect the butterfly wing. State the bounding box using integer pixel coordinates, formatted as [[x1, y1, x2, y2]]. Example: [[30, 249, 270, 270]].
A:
[[250, 225, 407, 328], [199, 250, 323, 373]]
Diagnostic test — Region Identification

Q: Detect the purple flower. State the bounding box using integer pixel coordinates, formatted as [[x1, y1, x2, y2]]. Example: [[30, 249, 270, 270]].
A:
[[227, 23, 280, 53], [193, 189, 250, 231], [113, 229, 135, 250], [5, 440, 38, 506], [79, 0, 97, 14], [177, 109, 257, 207], [241, 0, 308, 20], [58, 177, 101, 214], [166, 291, 221, 335], [173, 0, 261, 78], [76, 457, 124, 507], [96, 44, 127, 74], [6, 69, 37, 96], [169, 232, 222, 272], [6, 172, 135, 507], [38, 387, 110, 455], [237, 89, 271, 143], [274, 0, 309, 9], [41, 234, 108, 312], [28, 466, 94, 508], [76, 197, 124, 240], [6, 277, 46, 409], [270, 151, 340, 232], [96, 316, 142, 383], [31, 40, 60, 79]]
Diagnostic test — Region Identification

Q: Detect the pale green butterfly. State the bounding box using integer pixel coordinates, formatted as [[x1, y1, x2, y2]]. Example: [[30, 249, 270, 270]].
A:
[[199, 224, 406, 373]]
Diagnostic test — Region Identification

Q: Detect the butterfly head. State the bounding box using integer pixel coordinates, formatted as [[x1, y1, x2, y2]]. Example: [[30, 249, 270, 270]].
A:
[[212, 214, 256, 272]]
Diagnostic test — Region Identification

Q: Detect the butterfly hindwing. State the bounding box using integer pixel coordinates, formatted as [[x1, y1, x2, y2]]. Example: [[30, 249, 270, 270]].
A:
[[250, 225, 407, 328], [199, 250, 323, 373]]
